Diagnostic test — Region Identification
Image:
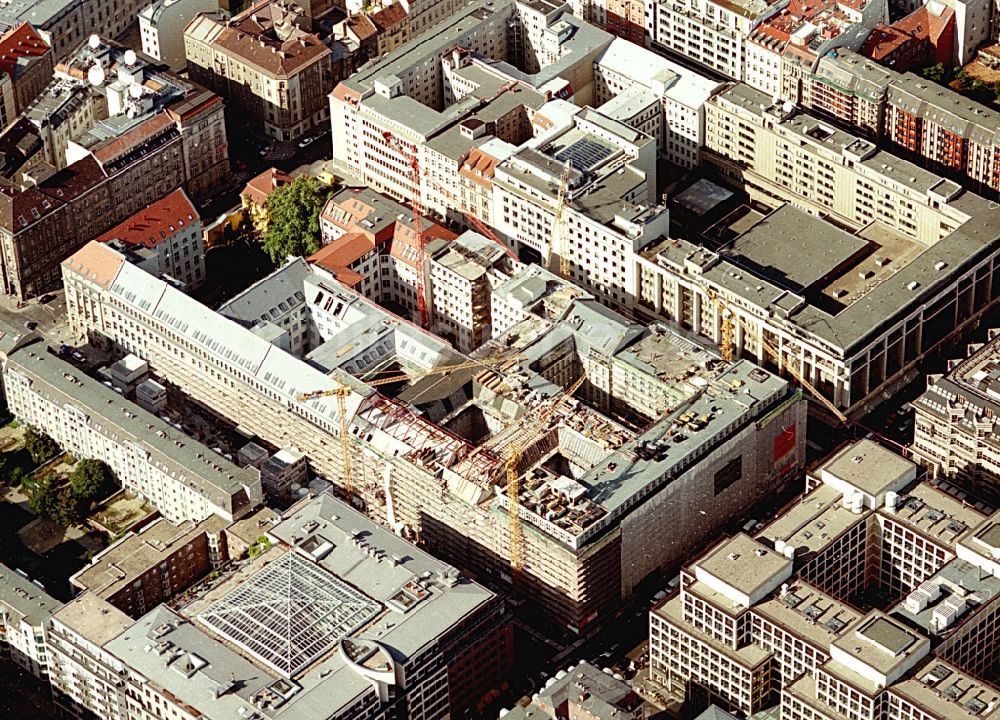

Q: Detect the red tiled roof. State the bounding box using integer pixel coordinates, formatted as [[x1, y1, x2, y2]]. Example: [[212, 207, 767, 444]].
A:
[[241, 167, 293, 206], [213, 0, 331, 78], [95, 188, 198, 249], [459, 147, 499, 188], [369, 3, 407, 31], [0, 23, 49, 81], [390, 220, 457, 268], [62, 241, 126, 289], [330, 83, 363, 106], [308, 231, 375, 286], [346, 14, 378, 40], [860, 25, 912, 60], [93, 111, 175, 166]]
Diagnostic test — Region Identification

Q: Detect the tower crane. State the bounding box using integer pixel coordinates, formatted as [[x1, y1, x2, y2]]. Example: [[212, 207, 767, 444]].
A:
[[704, 286, 848, 424], [296, 354, 527, 502], [546, 159, 573, 277], [502, 373, 587, 586], [382, 131, 430, 329]]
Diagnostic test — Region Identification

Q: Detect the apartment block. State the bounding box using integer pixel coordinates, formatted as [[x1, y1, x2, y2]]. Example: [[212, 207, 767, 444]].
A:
[[62, 237, 805, 631], [185, 0, 334, 141], [799, 50, 898, 139], [0, 0, 152, 59], [95, 188, 205, 290], [593, 38, 723, 168], [70, 515, 231, 618], [677, 82, 1000, 415], [912, 329, 1000, 491], [329, 0, 612, 221], [885, 74, 1000, 196], [3, 38, 227, 300], [647, 0, 785, 80], [649, 438, 1000, 719], [50, 492, 513, 720], [311, 186, 462, 327], [859, 4, 954, 72], [46, 594, 133, 720], [1, 335, 263, 524], [490, 102, 667, 306], [138, 0, 218, 69], [0, 564, 60, 679], [0, 23, 53, 128], [744, 0, 885, 102]]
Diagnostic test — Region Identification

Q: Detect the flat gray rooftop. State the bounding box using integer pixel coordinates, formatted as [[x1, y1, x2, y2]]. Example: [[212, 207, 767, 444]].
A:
[[580, 360, 791, 518], [892, 558, 1000, 635], [723, 205, 870, 294], [0, 564, 60, 627], [674, 179, 735, 216], [695, 534, 792, 598], [7, 342, 258, 515], [859, 615, 917, 655], [818, 439, 915, 497]]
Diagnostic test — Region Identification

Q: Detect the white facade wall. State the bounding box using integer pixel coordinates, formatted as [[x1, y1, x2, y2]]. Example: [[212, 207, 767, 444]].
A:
[[139, 0, 219, 69], [3, 359, 250, 524], [0, 604, 50, 678]]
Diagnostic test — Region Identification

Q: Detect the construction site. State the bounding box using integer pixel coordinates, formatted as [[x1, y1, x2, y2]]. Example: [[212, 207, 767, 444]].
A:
[[64, 233, 809, 631]]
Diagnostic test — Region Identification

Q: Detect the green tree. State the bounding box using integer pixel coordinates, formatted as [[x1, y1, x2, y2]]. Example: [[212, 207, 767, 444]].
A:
[[24, 473, 57, 517], [922, 63, 949, 84], [51, 488, 83, 527], [69, 459, 113, 503], [24, 426, 59, 465], [261, 176, 327, 264]]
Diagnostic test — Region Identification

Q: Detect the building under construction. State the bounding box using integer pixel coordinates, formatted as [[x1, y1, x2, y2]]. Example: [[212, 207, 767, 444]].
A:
[[62, 240, 806, 631]]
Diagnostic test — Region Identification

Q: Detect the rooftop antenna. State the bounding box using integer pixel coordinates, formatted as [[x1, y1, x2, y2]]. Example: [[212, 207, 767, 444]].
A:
[[87, 63, 105, 86]]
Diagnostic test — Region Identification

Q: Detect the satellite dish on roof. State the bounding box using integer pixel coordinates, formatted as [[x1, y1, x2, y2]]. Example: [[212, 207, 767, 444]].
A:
[[88, 34, 101, 50], [87, 63, 105, 87], [123, 49, 137, 66], [782, 101, 794, 113], [129, 83, 143, 99], [772, 94, 780, 105]]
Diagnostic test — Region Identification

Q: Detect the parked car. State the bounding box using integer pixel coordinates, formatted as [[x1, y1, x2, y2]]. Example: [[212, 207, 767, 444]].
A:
[[298, 136, 314, 148]]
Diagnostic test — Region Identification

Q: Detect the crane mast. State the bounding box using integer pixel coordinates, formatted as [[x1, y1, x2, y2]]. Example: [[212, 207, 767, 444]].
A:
[[383, 131, 430, 329]]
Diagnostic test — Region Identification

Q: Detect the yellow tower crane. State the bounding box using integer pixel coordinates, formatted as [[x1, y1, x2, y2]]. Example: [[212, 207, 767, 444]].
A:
[[705, 287, 848, 424], [296, 355, 527, 502], [503, 373, 587, 586], [547, 160, 573, 277]]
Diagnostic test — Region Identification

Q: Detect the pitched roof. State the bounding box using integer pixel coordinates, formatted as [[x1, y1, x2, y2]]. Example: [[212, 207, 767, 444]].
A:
[[211, 0, 331, 78], [62, 240, 126, 289], [92, 111, 176, 167], [95, 188, 198, 249], [241, 167, 293, 206], [369, 2, 407, 31], [345, 13, 378, 41], [308, 232, 375, 286], [0, 23, 49, 81]]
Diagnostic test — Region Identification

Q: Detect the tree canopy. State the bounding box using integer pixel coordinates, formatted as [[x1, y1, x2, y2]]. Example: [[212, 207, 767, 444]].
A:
[[70, 459, 113, 504], [24, 426, 59, 465], [24, 472, 80, 525], [262, 176, 328, 264]]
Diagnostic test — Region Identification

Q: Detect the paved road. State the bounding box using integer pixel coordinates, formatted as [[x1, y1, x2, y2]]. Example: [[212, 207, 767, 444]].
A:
[[0, 291, 76, 349]]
